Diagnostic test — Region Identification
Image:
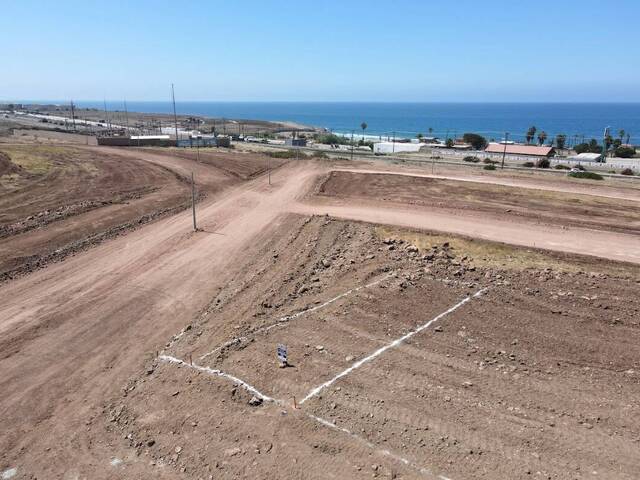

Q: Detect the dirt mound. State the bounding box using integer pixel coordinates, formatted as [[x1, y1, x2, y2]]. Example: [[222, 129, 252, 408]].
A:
[[0, 152, 22, 176]]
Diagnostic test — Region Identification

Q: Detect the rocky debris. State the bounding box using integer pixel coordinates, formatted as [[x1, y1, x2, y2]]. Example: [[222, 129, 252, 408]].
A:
[[2, 468, 17, 479], [315, 345, 325, 351], [224, 447, 242, 457], [248, 396, 263, 407], [434, 326, 443, 332]]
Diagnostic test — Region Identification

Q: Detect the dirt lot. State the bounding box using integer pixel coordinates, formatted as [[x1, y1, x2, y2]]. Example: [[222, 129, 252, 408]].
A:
[[0, 144, 191, 281], [316, 171, 640, 235], [1, 153, 639, 480], [105, 216, 640, 480], [0, 144, 288, 282]]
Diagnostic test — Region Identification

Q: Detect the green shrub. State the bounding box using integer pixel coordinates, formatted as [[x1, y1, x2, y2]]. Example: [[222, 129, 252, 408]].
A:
[[483, 158, 498, 164], [463, 156, 480, 163], [462, 133, 488, 150], [615, 146, 636, 158], [483, 164, 496, 170], [315, 133, 350, 145], [554, 164, 570, 170], [621, 168, 635, 176], [569, 171, 603, 180], [265, 150, 297, 159], [522, 161, 535, 168], [536, 158, 551, 168]]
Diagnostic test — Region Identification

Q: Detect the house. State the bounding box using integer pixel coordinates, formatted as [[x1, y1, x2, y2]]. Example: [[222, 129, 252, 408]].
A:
[[484, 143, 555, 157], [285, 138, 307, 147]]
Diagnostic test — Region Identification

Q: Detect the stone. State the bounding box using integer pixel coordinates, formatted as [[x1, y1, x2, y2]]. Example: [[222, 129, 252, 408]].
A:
[[248, 396, 263, 407], [315, 345, 325, 351], [224, 447, 242, 457], [434, 326, 443, 332]]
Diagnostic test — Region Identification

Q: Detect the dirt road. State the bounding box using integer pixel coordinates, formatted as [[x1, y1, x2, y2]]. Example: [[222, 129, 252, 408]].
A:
[[292, 201, 640, 264], [0, 158, 319, 478], [334, 166, 640, 202]]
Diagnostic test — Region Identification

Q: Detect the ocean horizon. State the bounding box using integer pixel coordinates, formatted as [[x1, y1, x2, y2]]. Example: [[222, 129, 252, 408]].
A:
[[17, 101, 640, 143]]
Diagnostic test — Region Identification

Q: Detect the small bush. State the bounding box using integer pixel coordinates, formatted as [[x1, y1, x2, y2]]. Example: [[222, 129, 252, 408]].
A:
[[265, 150, 297, 159], [522, 161, 535, 168], [463, 156, 480, 163], [615, 146, 636, 158], [483, 158, 498, 164], [554, 164, 570, 170], [621, 168, 635, 176], [569, 171, 603, 180], [535, 158, 551, 168], [483, 164, 496, 170]]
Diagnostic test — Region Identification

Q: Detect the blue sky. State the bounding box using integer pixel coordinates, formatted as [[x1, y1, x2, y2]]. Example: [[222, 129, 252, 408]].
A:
[[2, 0, 639, 102]]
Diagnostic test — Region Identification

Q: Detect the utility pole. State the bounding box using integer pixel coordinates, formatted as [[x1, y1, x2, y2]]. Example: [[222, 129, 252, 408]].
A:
[[392, 131, 396, 153], [501, 132, 509, 169], [103, 98, 110, 134], [268, 154, 271, 185], [70, 100, 76, 131], [350, 130, 355, 161], [124, 99, 130, 134], [171, 83, 179, 144], [191, 172, 197, 231], [601, 126, 610, 163]]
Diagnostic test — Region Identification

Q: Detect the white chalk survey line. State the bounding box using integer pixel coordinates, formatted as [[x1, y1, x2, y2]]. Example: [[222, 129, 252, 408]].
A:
[[199, 274, 392, 361], [160, 354, 443, 479], [299, 288, 488, 404], [159, 355, 275, 402]]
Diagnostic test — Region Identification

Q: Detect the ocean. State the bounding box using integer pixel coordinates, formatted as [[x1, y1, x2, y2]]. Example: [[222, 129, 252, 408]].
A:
[[70, 101, 639, 143]]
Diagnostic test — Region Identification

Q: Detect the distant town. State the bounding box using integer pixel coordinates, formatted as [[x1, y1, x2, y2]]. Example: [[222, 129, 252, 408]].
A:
[[1, 102, 638, 177]]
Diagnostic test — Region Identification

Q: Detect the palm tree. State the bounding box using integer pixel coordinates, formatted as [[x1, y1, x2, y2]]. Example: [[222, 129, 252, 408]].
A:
[[526, 126, 537, 144], [537, 131, 547, 146], [360, 122, 368, 141], [619, 129, 626, 141], [428, 127, 433, 135]]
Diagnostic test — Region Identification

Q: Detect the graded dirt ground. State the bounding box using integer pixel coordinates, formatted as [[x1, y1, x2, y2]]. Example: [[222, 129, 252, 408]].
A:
[[0, 144, 288, 282], [0, 144, 191, 281], [106, 216, 640, 480], [1, 149, 639, 480], [316, 171, 640, 235]]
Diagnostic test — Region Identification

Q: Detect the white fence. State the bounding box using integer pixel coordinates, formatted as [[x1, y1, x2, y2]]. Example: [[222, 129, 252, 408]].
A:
[[432, 148, 639, 171]]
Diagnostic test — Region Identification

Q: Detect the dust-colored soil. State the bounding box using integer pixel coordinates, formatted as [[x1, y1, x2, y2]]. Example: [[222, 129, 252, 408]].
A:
[[317, 171, 640, 235], [144, 146, 288, 180], [102, 217, 640, 479], [0, 144, 288, 282], [1, 154, 639, 479], [0, 145, 191, 281]]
